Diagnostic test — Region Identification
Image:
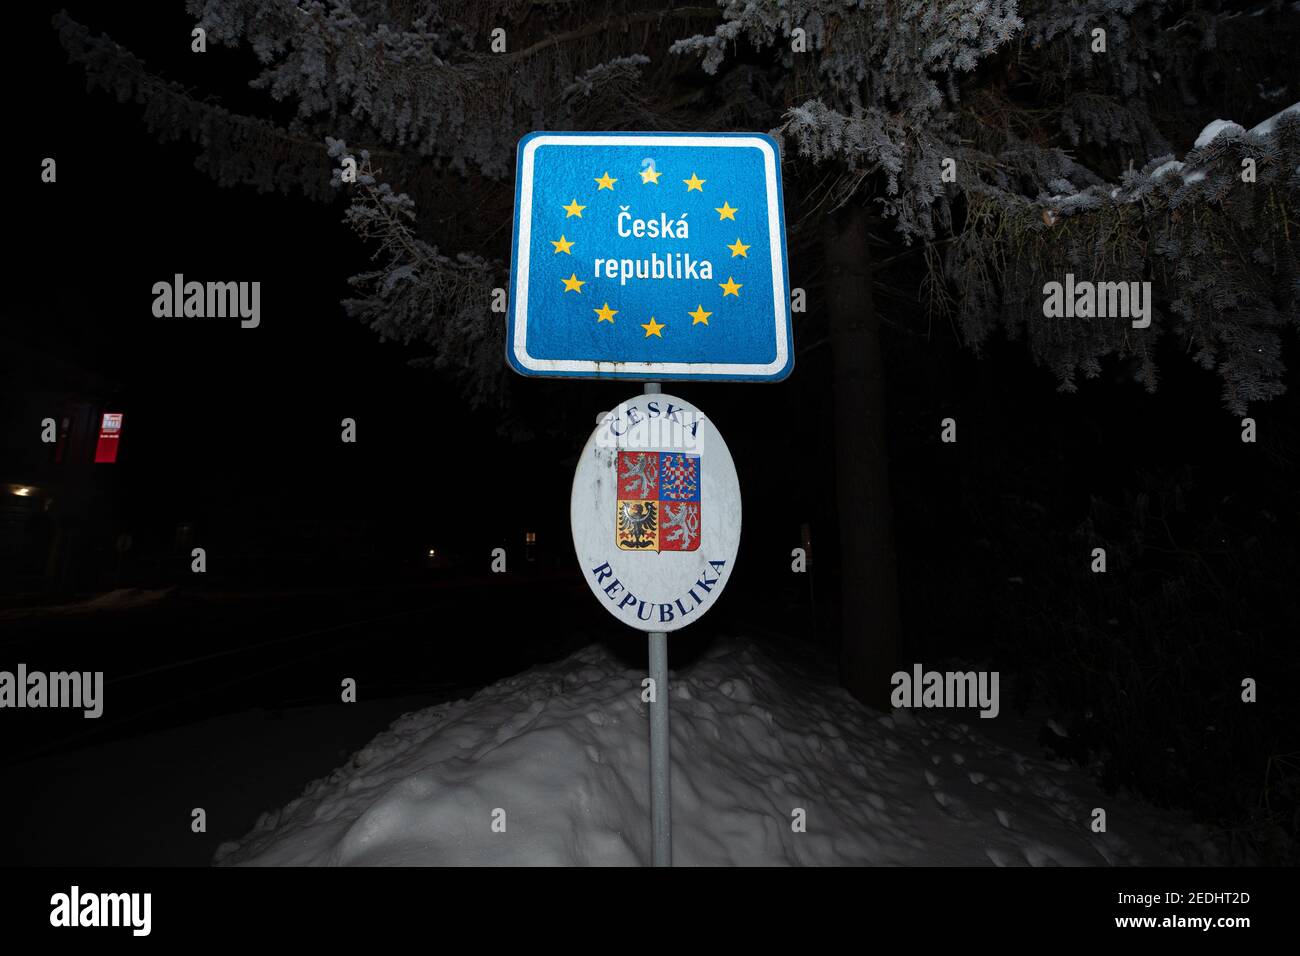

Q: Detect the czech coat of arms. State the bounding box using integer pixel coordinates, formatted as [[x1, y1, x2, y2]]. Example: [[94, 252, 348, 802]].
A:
[[616, 451, 701, 552]]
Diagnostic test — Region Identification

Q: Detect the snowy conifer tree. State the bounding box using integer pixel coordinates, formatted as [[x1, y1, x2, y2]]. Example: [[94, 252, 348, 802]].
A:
[[54, 0, 1299, 704], [55, 0, 1298, 411]]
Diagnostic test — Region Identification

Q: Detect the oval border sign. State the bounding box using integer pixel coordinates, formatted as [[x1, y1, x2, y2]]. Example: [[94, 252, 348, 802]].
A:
[[570, 393, 741, 632]]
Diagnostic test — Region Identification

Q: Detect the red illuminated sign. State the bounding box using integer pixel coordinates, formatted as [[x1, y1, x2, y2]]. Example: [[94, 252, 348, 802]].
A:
[[94, 412, 124, 463]]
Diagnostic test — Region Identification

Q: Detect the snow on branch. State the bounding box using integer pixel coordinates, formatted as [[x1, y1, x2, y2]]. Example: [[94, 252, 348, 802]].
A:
[[53, 10, 339, 200], [184, 0, 712, 178], [957, 104, 1300, 415], [330, 142, 508, 412]]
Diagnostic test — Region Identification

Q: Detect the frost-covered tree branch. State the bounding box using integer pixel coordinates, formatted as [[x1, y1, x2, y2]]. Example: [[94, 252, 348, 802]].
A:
[[54, 10, 340, 199], [328, 140, 507, 412], [984, 106, 1299, 415], [672, 0, 1298, 413], [57, 0, 1300, 418]]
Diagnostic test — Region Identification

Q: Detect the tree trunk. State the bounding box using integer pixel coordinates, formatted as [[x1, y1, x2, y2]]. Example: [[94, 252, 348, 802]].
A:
[[825, 203, 902, 710]]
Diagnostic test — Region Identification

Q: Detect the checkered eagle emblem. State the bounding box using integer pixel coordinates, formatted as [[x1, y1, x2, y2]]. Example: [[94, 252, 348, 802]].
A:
[[616, 451, 701, 552]]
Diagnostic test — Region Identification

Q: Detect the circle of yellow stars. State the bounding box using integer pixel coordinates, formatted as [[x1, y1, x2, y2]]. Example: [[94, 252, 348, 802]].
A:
[[552, 163, 751, 339]]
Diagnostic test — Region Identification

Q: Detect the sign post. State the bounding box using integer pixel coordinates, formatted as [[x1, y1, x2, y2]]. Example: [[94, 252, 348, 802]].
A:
[[642, 380, 669, 865], [648, 627, 670, 866], [642, 381, 671, 867], [510, 130, 789, 865]]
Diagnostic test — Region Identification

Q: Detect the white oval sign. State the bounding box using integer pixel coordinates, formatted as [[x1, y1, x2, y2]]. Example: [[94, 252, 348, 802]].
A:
[[570, 393, 741, 632]]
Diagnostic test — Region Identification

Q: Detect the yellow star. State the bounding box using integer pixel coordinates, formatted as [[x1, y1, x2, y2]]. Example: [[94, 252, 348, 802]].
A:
[[683, 172, 706, 192], [563, 273, 586, 293], [715, 201, 738, 221], [727, 237, 750, 257], [689, 305, 712, 325], [563, 198, 586, 218], [594, 302, 617, 323], [640, 166, 662, 184], [641, 317, 665, 337], [719, 276, 742, 297], [595, 171, 617, 190], [551, 235, 574, 255]]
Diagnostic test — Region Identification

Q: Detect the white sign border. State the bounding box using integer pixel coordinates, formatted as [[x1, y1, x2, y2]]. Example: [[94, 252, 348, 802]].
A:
[[512, 134, 790, 379]]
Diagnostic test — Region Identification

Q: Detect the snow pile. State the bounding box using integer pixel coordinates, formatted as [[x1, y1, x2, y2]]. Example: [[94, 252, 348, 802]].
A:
[[1042, 101, 1299, 215], [216, 639, 1194, 867], [0, 587, 176, 621], [1248, 101, 1300, 137], [83, 587, 174, 609], [1148, 159, 1185, 180], [1193, 118, 1246, 148], [1171, 104, 1297, 185], [1137, 104, 1298, 191], [1185, 104, 1298, 150]]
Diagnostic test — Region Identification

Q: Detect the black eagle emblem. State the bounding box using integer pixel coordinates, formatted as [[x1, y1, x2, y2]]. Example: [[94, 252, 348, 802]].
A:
[[617, 500, 658, 549]]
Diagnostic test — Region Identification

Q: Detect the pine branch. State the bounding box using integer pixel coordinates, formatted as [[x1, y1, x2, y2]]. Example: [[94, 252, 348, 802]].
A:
[[506, 6, 722, 62]]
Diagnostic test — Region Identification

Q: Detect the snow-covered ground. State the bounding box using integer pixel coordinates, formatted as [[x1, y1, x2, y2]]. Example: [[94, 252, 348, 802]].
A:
[[0, 587, 177, 621], [216, 638, 1210, 866]]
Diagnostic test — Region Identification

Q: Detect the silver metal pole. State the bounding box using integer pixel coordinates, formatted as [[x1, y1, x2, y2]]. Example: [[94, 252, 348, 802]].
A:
[[648, 629, 671, 866], [643, 380, 670, 866]]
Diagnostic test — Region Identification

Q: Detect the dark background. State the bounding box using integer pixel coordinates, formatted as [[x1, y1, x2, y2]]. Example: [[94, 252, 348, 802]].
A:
[[2, 2, 1297, 865]]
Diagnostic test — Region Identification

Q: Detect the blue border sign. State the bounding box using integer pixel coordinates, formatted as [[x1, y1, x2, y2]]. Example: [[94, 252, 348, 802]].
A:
[[507, 132, 793, 382]]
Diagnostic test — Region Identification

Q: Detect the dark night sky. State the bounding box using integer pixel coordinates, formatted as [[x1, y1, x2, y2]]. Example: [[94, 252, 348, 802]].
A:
[[4, 1, 1298, 874], [18, 3, 511, 559], [12, 0, 1298, 631], [14, 1, 834, 585]]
